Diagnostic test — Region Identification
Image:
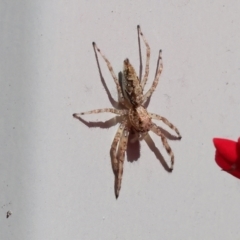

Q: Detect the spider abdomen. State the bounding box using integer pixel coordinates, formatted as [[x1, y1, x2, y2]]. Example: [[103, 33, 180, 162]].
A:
[[128, 106, 152, 132], [122, 59, 143, 106]]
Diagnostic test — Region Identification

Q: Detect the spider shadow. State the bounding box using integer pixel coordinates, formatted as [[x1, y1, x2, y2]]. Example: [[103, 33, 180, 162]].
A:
[[144, 133, 172, 172], [126, 130, 141, 162], [73, 114, 121, 129], [127, 125, 180, 172]]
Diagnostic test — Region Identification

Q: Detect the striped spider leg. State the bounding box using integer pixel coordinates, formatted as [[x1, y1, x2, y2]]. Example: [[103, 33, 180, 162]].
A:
[[73, 109, 129, 198], [73, 25, 181, 198]]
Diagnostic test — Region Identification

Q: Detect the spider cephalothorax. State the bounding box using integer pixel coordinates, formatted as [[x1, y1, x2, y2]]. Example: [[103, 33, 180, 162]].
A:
[[128, 107, 152, 133], [73, 25, 181, 198]]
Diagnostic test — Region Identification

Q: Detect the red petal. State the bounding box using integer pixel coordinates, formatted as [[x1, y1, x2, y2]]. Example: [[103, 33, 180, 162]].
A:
[[215, 151, 240, 179], [237, 138, 240, 153], [213, 138, 238, 163], [223, 169, 240, 179], [215, 151, 232, 169]]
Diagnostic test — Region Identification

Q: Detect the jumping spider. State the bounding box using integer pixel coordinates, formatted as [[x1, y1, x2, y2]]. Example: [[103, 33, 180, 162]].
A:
[[73, 25, 181, 198]]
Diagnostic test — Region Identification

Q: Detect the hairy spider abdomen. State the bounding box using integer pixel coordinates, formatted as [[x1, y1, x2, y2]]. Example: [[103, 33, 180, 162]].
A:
[[122, 59, 143, 106], [128, 106, 152, 132]]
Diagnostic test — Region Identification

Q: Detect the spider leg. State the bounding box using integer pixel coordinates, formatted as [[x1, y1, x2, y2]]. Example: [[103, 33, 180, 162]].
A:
[[110, 122, 125, 176], [138, 25, 150, 90], [149, 113, 182, 139], [110, 120, 128, 198], [115, 126, 129, 198], [142, 49, 163, 103], [92, 42, 126, 106], [73, 108, 127, 117], [150, 123, 175, 170]]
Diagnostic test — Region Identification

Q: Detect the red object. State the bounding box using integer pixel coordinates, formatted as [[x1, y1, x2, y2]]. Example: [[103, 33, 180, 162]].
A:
[[213, 138, 240, 179]]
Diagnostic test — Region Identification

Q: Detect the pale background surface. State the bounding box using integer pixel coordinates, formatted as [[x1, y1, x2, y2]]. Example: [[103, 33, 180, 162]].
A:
[[1, 0, 240, 239]]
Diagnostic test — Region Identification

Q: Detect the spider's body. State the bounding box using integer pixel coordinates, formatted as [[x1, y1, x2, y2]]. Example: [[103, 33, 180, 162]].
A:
[[122, 59, 153, 134], [128, 106, 152, 133], [73, 25, 181, 198]]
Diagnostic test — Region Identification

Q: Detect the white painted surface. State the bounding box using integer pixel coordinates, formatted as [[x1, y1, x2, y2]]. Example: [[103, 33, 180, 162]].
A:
[[1, 1, 240, 239]]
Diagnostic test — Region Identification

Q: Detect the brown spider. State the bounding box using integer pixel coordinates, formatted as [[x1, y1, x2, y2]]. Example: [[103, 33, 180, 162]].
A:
[[73, 25, 181, 198]]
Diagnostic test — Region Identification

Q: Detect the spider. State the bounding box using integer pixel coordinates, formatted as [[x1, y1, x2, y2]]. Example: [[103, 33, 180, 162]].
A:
[[73, 25, 181, 198]]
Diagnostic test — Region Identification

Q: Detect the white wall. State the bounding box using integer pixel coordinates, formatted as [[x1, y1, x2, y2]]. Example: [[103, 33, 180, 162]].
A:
[[1, 0, 240, 239]]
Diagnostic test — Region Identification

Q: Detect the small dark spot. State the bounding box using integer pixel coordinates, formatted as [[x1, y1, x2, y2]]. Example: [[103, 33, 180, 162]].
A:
[[6, 211, 12, 218]]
